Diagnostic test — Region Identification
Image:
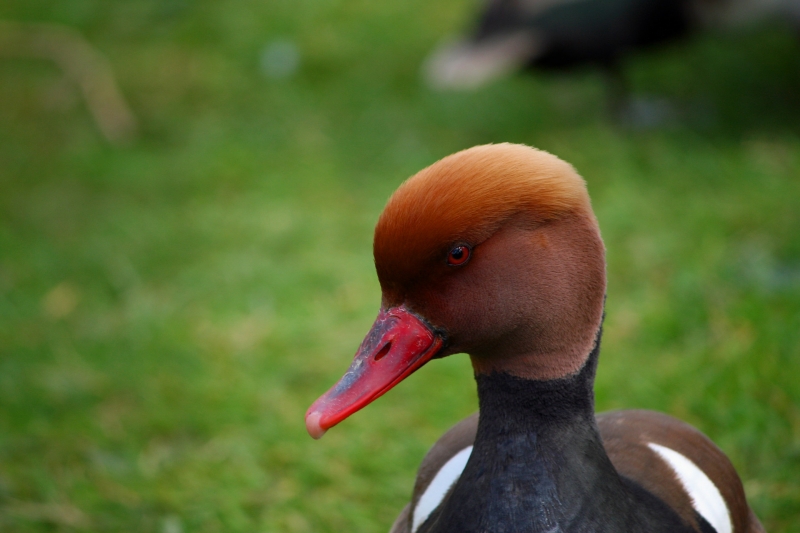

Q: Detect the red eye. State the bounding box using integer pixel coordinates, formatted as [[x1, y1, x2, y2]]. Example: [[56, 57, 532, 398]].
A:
[[447, 245, 471, 266]]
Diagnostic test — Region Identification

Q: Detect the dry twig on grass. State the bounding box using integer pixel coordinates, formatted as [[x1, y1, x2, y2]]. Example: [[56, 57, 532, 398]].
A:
[[0, 21, 138, 146]]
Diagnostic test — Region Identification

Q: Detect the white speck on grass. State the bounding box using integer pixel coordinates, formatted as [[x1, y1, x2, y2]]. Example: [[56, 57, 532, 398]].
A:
[[261, 39, 300, 79], [161, 515, 183, 533]]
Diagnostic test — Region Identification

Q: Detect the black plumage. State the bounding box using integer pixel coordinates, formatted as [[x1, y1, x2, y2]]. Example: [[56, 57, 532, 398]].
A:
[[477, 0, 692, 70], [424, 0, 800, 118]]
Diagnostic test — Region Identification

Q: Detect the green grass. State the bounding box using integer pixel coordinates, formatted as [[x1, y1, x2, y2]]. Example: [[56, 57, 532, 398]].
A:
[[1, 1, 799, 531]]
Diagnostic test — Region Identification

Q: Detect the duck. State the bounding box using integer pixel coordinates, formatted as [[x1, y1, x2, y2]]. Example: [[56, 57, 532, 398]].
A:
[[422, 0, 800, 119], [424, 0, 692, 90], [305, 143, 764, 533]]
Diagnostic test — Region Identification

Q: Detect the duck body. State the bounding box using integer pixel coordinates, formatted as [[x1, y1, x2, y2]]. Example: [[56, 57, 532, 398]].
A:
[[423, 0, 800, 113], [479, 0, 692, 71], [305, 144, 764, 533], [417, 356, 701, 533], [396, 348, 756, 533], [423, 0, 695, 91]]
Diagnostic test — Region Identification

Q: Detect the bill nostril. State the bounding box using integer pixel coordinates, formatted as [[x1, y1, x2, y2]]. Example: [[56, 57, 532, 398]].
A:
[[375, 342, 392, 361]]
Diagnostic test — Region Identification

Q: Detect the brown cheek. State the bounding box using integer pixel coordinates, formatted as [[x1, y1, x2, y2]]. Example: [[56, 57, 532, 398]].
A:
[[413, 236, 528, 354], [380, 260, 447, 309], [401, 280, 451, 327]]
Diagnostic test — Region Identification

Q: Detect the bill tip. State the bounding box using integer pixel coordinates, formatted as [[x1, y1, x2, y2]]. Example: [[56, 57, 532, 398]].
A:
[[305, 411, 327, 439]]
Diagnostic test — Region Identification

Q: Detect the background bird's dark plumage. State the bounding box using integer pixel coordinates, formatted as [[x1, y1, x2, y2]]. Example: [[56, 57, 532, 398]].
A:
[[424, 0, 800, 122]]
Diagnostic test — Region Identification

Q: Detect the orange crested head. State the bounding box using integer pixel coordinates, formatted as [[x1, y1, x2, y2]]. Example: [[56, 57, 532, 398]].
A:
[[306, 144, 606, 438], [374, 143, 593, 298]]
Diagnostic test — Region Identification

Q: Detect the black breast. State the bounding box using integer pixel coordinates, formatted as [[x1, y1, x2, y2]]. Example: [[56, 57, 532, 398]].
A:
[[417, 336, 701, 533]]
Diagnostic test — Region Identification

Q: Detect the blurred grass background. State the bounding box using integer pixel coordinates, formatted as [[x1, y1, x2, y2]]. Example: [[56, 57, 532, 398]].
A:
[[1, 0, 799, 532]]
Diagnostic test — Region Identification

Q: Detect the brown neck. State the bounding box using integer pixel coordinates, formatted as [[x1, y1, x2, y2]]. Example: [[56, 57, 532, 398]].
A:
[[467, 213, 606, 381]]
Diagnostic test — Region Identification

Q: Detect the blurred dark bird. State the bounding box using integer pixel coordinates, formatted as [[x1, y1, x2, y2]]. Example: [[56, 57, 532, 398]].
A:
[[423, 0, 800, 119]]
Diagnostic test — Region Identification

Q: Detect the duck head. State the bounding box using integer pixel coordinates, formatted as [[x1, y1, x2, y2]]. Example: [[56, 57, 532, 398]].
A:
[[305, 143, 606, 438]]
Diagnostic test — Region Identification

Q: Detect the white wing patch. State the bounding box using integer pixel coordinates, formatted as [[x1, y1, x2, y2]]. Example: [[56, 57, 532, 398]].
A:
[[411, 446, 473, 533], [647, 442, 732, 533]]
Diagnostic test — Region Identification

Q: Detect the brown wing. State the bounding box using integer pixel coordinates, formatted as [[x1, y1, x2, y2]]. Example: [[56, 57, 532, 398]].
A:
[[747, 508, 766, 533], [388, 413, 479, 533], [388, 504, 411, 533], [598, 409, 762, 533]]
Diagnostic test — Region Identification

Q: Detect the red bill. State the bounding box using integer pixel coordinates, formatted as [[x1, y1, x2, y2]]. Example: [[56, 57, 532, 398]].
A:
[[305, 306, 444, 439]]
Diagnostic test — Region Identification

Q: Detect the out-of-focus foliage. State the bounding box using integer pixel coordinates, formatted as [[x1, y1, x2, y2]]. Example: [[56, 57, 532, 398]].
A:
[[0, 1, 799, 532]]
